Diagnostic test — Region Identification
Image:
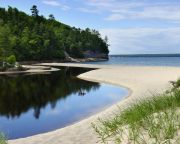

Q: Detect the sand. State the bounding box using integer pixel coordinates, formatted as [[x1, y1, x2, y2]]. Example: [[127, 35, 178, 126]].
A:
[[0, 65, 60, 75], [8, 63, 180, 144]]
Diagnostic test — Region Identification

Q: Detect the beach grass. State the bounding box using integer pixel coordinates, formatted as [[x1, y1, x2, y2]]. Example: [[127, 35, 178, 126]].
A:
[[92, 80, 180, 144], [0, 133, 7, 144]]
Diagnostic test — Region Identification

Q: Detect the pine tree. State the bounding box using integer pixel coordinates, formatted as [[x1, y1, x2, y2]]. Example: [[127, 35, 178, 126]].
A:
[[30, 5, 39, 17], [49, 14, 55, 20]]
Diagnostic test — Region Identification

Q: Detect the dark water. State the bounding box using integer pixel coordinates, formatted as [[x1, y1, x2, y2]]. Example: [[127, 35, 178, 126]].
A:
[[0, 67, 127, 139], [86, 54, 180, 66]]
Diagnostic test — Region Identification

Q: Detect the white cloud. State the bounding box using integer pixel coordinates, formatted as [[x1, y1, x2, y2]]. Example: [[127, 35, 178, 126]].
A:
[[42, 0, 60, 6], [78, 7, 101, 13], [42, 0, 70, 10], [100, 28, 180, 54], [106, 5, 180, 21], [79, 0, 180, 22]]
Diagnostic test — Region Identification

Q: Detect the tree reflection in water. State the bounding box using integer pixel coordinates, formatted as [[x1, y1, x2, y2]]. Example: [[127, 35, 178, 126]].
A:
[[0, 67, 99, 119]]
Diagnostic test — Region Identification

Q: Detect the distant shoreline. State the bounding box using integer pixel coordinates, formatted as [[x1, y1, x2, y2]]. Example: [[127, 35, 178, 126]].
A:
[[110, 54, 180, 57], [19, 58, 108, 65], [0, 58, 107, 74]]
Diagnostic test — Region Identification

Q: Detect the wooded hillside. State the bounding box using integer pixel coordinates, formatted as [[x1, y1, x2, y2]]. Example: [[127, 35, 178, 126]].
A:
[[0, 6, 109, 61]]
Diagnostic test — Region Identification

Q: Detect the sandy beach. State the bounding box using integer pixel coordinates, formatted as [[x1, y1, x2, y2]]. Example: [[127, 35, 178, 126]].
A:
[[8, 63, 180, 144], [0, 65, 60, 75]]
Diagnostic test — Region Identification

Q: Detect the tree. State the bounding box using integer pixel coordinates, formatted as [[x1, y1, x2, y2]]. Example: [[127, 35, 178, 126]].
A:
[[0, 25, 12, 60], [104, 36, 108, 44], [0, 6, 109, 61], [6, 55, 16, 65], [49, 14, 55, 20], [30, 5, 39, 17]]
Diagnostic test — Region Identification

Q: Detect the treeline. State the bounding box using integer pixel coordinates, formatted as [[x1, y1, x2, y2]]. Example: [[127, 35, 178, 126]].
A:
[[0, 6, 109, 61]]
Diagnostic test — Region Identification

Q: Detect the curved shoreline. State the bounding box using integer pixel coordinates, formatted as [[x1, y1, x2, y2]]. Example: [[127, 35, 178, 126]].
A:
[[0, 65, 60, 75], [9, 64, 180, 144]]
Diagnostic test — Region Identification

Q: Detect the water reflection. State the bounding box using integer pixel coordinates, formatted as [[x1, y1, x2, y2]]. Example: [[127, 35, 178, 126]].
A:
[[0, 67, 127, 139], [0, 67, 99, 119]]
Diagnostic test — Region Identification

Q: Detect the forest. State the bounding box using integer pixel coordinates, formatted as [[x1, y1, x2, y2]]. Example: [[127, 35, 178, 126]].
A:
[[0, 5, 109, 62]]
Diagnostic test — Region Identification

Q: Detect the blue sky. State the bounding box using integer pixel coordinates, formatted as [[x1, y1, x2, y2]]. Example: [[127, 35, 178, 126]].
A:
[[1, 0, 180, 54]]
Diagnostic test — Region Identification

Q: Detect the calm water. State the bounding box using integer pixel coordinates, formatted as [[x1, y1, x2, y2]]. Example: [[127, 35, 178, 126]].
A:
[[0, 67, 127, 139], [86, 54, 180, 66]]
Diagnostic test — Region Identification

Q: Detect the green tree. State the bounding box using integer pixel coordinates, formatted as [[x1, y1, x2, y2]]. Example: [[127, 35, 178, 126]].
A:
[[6, 55, 16, 65], [49, 14, 55, 20], [0, 6, 109, 61], [0, 25, 13, 60], [30, 5, 39, 17], [104, 36, 108, 44]]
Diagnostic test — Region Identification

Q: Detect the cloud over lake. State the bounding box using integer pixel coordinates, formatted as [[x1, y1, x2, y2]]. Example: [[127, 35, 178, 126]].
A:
[[100, 28, 180, 54]]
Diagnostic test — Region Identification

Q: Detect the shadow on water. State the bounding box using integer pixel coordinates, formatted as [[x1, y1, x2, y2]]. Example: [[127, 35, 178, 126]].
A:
[[0, 67, 98, 119], [0, 67, 127, 139]]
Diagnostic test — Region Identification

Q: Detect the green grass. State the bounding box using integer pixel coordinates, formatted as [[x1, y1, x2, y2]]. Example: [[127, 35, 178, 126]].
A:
[[0, 133, 7, 144], [92, 81, 180, 144]]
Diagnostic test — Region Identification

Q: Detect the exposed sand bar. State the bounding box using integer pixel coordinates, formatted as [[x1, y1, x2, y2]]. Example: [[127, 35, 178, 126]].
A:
[[9, 63, 180, 144], [0, 65, 60, 75], [38, 62, 113, 68]]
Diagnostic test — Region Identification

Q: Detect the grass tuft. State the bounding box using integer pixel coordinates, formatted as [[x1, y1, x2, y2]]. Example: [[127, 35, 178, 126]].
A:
[[92, 80, 180, 144], [0, 133, 7, 144]]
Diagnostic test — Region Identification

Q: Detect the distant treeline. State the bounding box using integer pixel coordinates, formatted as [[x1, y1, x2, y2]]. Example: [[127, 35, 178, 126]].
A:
[[0, 6, 109, 61]]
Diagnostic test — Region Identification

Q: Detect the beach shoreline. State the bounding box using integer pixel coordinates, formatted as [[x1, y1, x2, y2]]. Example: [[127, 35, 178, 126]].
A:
[[0, 65, 60, 75], [8, 63, 180, 144]]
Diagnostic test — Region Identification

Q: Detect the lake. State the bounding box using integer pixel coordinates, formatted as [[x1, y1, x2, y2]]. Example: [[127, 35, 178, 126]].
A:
[[86, 54, 180, 66], [0, 67, 128, 139]]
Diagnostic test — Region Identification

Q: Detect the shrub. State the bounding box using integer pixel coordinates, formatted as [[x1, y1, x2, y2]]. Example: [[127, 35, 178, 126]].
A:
[[93, 83, 180, 143], [6, 55, 16, 65], [175, 79, 180, 88], [0, 133, 7, 144]]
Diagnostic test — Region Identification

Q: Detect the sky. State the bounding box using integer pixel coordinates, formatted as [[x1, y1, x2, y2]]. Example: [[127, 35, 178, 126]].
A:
[[1, 0, 180, 54]]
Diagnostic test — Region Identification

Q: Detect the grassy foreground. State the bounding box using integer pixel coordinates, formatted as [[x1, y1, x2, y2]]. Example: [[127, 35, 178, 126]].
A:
[[92, 80, 180, 144], [0, 133, 7, 144]]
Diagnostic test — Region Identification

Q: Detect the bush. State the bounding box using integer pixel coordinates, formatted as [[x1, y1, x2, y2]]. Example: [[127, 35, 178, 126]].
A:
[[0, 133, 7, 144], [6, 55, 16, 65], [93, 85, 180, 143], [175, 79, 180, 88]]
